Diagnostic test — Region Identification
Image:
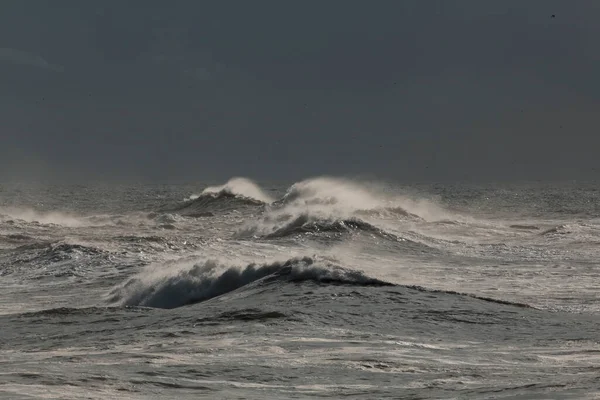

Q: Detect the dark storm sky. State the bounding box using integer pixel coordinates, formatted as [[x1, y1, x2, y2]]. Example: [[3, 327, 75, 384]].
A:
[[1, 0, 599, 182]]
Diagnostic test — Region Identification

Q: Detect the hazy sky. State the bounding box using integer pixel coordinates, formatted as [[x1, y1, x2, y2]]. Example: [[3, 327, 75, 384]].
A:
[[1, 0, 599, 182]]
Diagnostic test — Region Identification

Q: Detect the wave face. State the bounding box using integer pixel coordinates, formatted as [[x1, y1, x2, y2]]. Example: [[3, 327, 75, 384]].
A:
[[109, 257, 392, 309]]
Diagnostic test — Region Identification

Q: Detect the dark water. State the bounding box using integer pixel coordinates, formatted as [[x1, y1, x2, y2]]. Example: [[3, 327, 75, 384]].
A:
[[1, 178, 599, 399]]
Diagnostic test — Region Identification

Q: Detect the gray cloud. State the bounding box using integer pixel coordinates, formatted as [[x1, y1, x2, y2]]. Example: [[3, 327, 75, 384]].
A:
[[0, 0, 598, 183], [0, 48, 63, 72]]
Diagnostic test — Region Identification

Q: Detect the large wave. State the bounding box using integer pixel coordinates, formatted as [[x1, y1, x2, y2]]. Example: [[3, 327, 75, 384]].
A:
[[231, 176, 450, 241], [108, 256, 392, 309], [274, 177, 447, 220], [108, 255, 534, 311], [238, 213, 399, 241]]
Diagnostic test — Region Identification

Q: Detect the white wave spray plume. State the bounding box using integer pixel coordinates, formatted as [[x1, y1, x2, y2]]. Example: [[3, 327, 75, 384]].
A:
[[280, 177, 450, 219], [239, 176, 453, 237]]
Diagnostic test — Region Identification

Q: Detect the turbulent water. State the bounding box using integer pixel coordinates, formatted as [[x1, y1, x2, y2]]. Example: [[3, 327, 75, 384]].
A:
[[1, 177, 600, 399]]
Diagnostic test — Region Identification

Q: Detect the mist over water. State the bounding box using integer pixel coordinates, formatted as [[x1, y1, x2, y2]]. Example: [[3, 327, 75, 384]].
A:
[[1, 178, 600, 398]]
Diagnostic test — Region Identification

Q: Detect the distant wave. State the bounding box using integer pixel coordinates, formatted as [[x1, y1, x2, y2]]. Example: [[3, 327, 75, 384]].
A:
[[227, 176, 454, 243], [0, 207, 88, 227], [541, 224, 571, 236], [14, 242, 104, 262], [0, 233, 35, 244], [161, 178, 274, 217], [0, 207, 130, 228], [199, 177, 273, 204], [172, 176, 452, 224], [164, 191, 265, 217], [509, 224, 540, 231], [273, 177, 387, 214], [109, 257, 392, 309], [238, 213, 398, 241], [272, 177, 449, 221], [2, 241, 109, 279]]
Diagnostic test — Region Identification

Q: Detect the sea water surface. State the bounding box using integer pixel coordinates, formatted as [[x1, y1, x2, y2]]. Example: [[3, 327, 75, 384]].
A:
[[1, 178, 599, 399]]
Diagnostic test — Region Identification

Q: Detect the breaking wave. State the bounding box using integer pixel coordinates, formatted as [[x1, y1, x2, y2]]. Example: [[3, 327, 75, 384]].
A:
[[229, 176, 453, 242], [164, 177, 454, 231], [165, 191, 265, 217], [238, 213, 398, 240], [162, 178, 274, 216], [273, 177, 448, 221], [108, 254, 535, 311], [109, 257, 392, 309]]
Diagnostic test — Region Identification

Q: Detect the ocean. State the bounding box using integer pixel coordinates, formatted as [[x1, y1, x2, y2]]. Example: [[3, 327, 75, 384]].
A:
[[1, 177, 599, 399]]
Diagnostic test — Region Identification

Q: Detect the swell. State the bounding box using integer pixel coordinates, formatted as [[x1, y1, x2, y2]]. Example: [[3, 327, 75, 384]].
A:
[[108, 256, 392, 309]]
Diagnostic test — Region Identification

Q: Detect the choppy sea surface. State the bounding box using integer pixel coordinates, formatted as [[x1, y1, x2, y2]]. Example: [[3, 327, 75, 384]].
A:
[[1, 177, 599, 399]]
